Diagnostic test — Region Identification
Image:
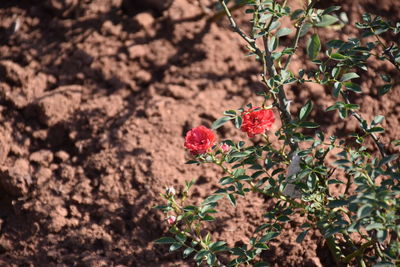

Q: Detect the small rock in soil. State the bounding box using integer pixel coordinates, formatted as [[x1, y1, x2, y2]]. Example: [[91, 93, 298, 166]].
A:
[[29, 149, 54, 166]]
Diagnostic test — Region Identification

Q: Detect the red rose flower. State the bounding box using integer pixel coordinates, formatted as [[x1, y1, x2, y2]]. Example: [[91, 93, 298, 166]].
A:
[[184, 126, 216, 155], [240, 107, 275, 137]]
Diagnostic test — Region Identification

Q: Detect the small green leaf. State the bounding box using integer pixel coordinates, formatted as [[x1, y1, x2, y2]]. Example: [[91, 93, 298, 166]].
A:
[[344, 82, 362, 93], [154, 237, 177, 244], [212, 116, 232, 130], [203, 194, 224, 205], [298, 121, 319, 128], [368, 127, 384, 133], [333, 82, 342, 98], [340, 72, 359, 82], [276, 27, 292, 37], [378, 84, 392, 96], [227, 193, 236, 207], [169, 243, 182, 252], [296, 230, 309, 243], [330, 53, 348, 61], [307, 33, 321, 60], [235, 116, 243, 128], [322, 6, 341, 15], [259, 231, 279, 242], [183, 247, 195, 258], [357, 204, 373, 219], [328, 199, 348, 208], [299, 100, 313, 121]]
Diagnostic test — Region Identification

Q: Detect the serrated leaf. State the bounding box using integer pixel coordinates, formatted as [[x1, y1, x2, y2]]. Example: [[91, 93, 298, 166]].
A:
[[212, 116, 232, 130], [340, 72, 359, 82], [276, 27, 292, 37], [299, 100, 313, 121], [307, 34, 321, 60]]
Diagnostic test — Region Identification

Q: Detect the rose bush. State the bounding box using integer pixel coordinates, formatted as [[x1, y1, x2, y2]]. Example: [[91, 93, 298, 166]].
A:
[[155, 1, 400, 266]]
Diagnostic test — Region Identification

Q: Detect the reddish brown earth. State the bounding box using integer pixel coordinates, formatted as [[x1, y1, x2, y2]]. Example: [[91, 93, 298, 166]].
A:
[[0, 0, 399, 266]]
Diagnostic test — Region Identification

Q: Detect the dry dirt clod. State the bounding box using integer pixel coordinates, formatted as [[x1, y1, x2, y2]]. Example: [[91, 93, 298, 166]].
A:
[[0, 159, 31, 197]]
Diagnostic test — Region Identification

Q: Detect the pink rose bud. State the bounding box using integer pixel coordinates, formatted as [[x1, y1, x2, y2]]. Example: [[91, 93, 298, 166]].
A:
[[221, 143, 231, 153], [166, 186, 176, 196], [167, 216, 176, 225]]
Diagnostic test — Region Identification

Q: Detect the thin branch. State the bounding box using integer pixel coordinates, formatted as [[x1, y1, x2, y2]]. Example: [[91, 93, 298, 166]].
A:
[[283, 0, 319, 71]]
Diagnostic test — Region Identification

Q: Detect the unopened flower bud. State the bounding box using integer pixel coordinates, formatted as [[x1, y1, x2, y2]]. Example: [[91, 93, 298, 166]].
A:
[[220, 143, 231, 153], [167, 215, 176, 225], [166, 186, 176, 196]]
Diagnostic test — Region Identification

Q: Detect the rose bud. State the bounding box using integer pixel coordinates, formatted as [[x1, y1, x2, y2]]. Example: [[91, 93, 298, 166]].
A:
[[240, 107, 275, 137], [184, 126, 216, 155], [167, 215, 176, 225], [220, 143, 231, 153], [165, 186, 176, 196]]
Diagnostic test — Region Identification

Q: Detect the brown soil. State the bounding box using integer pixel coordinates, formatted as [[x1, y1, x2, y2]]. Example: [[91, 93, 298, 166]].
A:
[[0, 0, 399, 266]]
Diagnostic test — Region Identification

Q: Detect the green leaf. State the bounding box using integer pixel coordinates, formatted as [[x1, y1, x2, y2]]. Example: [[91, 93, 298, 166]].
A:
[[224, 110, 237, 116], [298, 121, 319, 128], [322, 6, 341, 15], [378, 84, 392, 96], [259, 231, 279, 242], [365, 223, 384, 231], [378, 154, 398, 167], [332, 82, 342, 98], [234, 116, 243, 128], [372, 115, 385, 125], [296, 230, 309, 243], [183, 247, 195, 258], [227, 193, 236, 207], [300, 22, 313, 37], [340, 72, 359, 82], [169, 243, 182, 251], [203, 194, 224, 205], [268, 36, 278, 52], [212, 116, 232, 130], [299, 100, 313, 121], [316, 15, 339, 27], [357, 204, 373, 219], [328, 199, 348, 208], [307, 33, 321, 60], [368, 127, 384, 133], [330, 53, 348, 61], [344, 82, 362, 93], [276, 27, 292, 37], [154, 237, 177, 244]]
